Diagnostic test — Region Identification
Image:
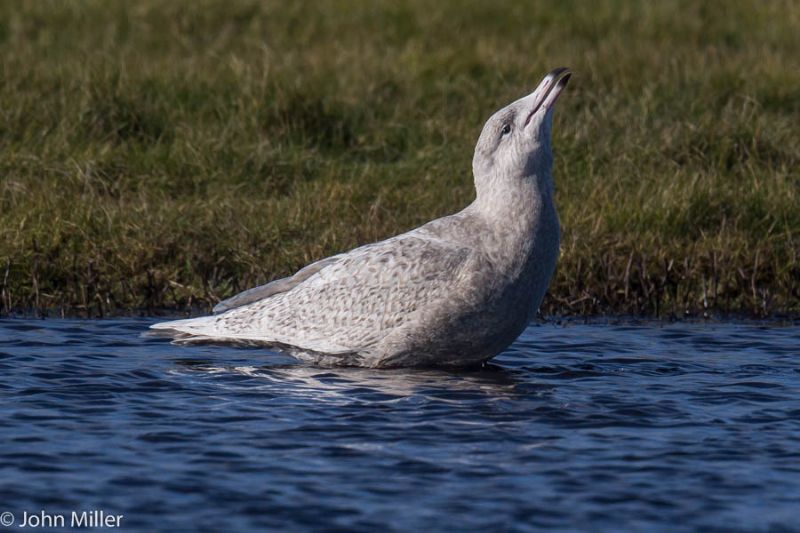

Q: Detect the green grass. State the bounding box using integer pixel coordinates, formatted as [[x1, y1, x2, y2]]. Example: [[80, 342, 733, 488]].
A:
[[1, 0, 798, 317]]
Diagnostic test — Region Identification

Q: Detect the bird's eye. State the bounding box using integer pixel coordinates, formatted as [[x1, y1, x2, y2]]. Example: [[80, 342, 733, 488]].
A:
[[500, 124, 512, 136]]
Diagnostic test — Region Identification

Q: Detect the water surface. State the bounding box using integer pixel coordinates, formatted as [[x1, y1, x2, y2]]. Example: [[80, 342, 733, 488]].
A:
[[1, 318, 798, 531]]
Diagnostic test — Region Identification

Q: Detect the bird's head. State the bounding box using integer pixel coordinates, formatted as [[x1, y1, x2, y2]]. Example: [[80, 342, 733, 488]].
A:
[[472, 68, 571, 193]]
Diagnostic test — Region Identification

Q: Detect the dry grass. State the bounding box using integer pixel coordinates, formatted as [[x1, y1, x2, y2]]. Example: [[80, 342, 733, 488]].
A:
[[1, 0, 798, 317]]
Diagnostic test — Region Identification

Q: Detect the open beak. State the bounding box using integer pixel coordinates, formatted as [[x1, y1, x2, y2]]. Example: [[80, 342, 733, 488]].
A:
[[523, 67, 571, 128]]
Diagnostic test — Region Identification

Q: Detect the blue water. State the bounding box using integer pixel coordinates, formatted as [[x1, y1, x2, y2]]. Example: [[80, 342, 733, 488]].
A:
[[0, 318, 798, 531]]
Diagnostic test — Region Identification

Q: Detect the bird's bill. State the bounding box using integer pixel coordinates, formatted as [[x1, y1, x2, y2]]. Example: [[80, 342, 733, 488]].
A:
[[523, 67, 571, 128]]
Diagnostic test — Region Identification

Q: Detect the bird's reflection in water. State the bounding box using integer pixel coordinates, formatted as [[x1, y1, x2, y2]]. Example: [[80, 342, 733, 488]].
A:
[[172, 353, 552, 401]]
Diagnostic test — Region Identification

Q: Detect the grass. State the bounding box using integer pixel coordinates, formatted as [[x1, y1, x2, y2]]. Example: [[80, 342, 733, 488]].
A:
[[1, 0, 798, 317]]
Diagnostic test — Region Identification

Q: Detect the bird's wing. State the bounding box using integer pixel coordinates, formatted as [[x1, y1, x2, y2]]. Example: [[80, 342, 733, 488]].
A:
[[212, 255, 344, 314], [167, 231, 474, 355]]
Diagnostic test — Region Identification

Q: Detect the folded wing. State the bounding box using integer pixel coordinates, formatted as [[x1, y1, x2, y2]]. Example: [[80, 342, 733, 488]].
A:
[[151, 232, 473, 356], [212, 255, 344, 314]]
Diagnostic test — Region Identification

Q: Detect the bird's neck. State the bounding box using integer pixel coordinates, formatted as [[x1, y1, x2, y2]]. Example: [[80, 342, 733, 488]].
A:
[[473, 168, 554, 229], [469, 167, 559, 272]]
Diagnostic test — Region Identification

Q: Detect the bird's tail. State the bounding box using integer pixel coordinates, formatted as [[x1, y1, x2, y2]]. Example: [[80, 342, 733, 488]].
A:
[[147, 316, 227, 345]]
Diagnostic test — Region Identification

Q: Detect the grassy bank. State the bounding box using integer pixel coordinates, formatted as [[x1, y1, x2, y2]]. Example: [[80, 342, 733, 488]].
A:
[[1, 0, 798, 317]]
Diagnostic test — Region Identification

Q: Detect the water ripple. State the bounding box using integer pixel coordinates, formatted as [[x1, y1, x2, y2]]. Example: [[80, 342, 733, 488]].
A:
[[0, 317, 798, 530]]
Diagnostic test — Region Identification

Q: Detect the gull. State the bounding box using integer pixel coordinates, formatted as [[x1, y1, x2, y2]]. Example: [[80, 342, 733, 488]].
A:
[[151, 67, 571, 367]]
